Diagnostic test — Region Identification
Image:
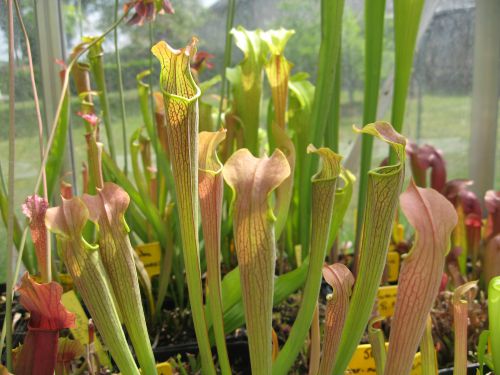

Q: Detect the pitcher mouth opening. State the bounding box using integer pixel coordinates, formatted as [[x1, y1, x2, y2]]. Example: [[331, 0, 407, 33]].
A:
[[152, 38, 201, 103]]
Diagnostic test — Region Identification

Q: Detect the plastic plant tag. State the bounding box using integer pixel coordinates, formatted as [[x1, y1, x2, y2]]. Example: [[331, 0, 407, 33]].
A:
[[135, 242, 161, 278], [347, 343, 422, 374], [377, 285, 398, 318], [155, 362, 173, 375], [387, 251, 400, 282], [61, 290, 110, 367]]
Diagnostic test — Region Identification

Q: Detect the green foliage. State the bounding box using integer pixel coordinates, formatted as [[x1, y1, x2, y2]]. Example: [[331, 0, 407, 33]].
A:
[[356, 0, 387, 259], [390, 0, 425, 162], [297, 0, 344, 252], [45, 81, 70, 202], [2, 2, 490, 375], [341, 8, 363, 105], [489, 277, 500, 373]]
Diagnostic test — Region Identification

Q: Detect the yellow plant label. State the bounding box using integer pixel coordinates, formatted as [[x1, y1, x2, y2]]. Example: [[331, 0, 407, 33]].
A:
[[135, 242, 161, 278], [347, 343, 422, 374], [156, 362, 173, 375], [386, 251, 400, 282], [392, 222, 405, 244], [61, 290, 111, 367], [377, 285, 398, 318], [139, 361, 172, 374]]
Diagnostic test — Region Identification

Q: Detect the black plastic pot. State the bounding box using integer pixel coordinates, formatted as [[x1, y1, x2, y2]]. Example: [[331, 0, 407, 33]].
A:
[[438, 364, 491, 374], [0, 310, 28, 363], [0, 296, 27, 349], [153, 337, 251, 374]]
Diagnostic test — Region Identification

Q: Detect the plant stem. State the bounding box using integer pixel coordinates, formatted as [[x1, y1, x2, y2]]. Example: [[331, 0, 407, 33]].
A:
[[355, 0, 386, 266], [324, 44, 341, 153], [206, 246, 231, 374], [298, 0, 343, 254], [14, 0, 51, 282], [453, 306, 468, 375], [368, 317, 386, 375], [389, 0, 424, 164], [14, 0, 47, 199], [6, 0, 16, 369], [77, 0, 83, 38], [148, 22, 156, 127], [88, 42, 116, 163], [308, 304, 321, 375], [453, 282, 478, 375], [114, 0, 128, 174], [420, 315, 437, 375], [217, 0, 236, 129], [0, 168, 35, 272]]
